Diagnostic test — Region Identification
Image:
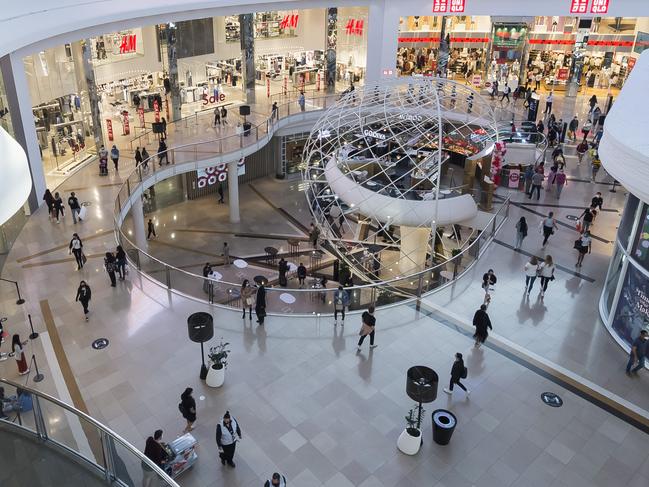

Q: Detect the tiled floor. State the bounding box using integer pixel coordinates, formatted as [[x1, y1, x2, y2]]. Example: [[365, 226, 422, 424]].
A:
[[1, 86, 648, 486]]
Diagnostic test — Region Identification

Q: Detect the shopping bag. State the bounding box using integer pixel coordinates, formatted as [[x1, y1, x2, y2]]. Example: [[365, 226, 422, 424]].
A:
[[78, 206, 87, 220], [81, 253, 88, 264], [575, 221, 582, 233]]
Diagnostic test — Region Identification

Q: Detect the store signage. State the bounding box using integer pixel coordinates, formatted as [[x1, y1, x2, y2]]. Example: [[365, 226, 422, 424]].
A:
[[587, 40, 634, 47], [363, 129, 386, 140], [280, 14, 299, 30], [570, 0, 589, 13], [119, 35, 137, 54], [122, 111, 130, 135], [472, 74, 482, 86], [398, 113, 423, 122], [137, 106, 145, 128], [382, 69, 394, 76], [590, 0, 609, 14], [628, 57, 637, 72], [106, 119, 113, 141], [398, 37, 441, 43], [345, 19, 365, 36], [196, 158, 245, 187], [528, 39, 575, 45], [450, 37, 489, 43], [153, 99, 160, 122], [570, 0, 609, 14], [432, 0, 465, 13], [283, 76, 288, 95], [201, 93, 226, 105], [508, 169, 520, 188]]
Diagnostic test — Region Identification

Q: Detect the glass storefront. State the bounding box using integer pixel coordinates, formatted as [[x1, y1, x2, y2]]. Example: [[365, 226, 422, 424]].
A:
[[281, 131, 310, 176]]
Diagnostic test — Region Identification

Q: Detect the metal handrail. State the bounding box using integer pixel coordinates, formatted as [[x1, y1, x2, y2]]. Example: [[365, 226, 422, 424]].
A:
[[0, 378, 179, 487]]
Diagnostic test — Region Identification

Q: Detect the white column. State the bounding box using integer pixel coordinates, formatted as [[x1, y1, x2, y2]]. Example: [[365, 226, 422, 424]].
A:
[[366, 0, 399, 83], [0, 52, 47, 212], [228, 159, 240, 223], [131, 196, 148, 251]]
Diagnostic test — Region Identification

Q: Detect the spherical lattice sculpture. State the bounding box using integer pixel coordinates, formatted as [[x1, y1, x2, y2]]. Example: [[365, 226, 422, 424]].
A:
[[302, 78, 498, 285]]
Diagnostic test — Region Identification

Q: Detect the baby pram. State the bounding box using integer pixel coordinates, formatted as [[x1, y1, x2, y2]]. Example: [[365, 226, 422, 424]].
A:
[[99, 156, 108, 176]]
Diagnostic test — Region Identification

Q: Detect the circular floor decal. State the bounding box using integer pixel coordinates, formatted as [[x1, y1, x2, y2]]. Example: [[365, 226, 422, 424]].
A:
[[233, 259, 248, 269], [566, 215, 579, 221], [541, 392, 563, 407], [280, 293, 296, 304], [92, 338, 109, 350]]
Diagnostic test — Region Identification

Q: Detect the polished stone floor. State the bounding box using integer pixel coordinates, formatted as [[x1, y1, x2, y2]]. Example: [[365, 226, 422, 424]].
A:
[[1, 86, 648, 486]]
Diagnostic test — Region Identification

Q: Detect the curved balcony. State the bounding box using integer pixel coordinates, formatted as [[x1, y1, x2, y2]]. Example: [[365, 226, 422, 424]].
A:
[[0, 378, 178, 487], [113, 88, 511, 316]]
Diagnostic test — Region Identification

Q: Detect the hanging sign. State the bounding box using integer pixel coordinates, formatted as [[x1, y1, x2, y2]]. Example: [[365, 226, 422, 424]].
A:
[[316, 72, 321, 91], [471, 74, 482, 86], [122, 111, 130, 135], [119, 35, 137, 54], [283, 76, 288, 95], [570, 0, 589, 13], [267, 77, 271, 98], [106, 119, 114, 141], [590, 0, 609, 14], [137, 106, 145, 127], [508, 169, 520, 188], [432, 0, 465, 12], [345, 19, 365, 36], [153, 99, 160, 122], [280, 14, 299, 30]]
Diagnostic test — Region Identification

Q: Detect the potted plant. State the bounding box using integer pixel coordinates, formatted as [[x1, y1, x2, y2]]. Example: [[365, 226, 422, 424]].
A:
[[206, 339, 230, 388], [397, 405, 423, 455]]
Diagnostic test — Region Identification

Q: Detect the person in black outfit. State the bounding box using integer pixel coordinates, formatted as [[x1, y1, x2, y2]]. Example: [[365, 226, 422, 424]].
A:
[[75, 281, 91, 321], [68, 192, 82, 224], [147, 219, 156, 239], [591, 192, 603, 211], [115, 245, 127, 280], [357, 306, 377, 352], [69, 233, 84, 269], [297, 263, 307, 287], [104, 252, 117, 287], [135, 147, 143, 167], [43, 189, 55, 218], [481, 269, 497, 304], [265, 473, 287, 487], [179, 387, 196, 433], [218, 183, 225, 204], [472, 305, 492, 348], [161, 117, 167, 138], [278, 258, 288, 287], [158, 139, 168, 165], [141, 147, 150, 170], [53, 192, 65, 223], [255, 284, 267, 325], [220, 106, 228, 125], [216, 411, 242, 468], [142, 429, 169, 484], [580, 207, 594, 233], [443, 352, 470, 396]]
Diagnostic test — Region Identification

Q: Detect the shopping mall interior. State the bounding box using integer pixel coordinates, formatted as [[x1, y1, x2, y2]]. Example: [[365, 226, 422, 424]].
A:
[[1, 1, 649, 486]]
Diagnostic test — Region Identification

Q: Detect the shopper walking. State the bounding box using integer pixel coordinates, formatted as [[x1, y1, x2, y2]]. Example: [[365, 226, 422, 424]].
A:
[[472, 304, 492, 348], [104, 252, 117, 287], [68, 192, 82, 224], [220, 106, 228, 125], [115, 245, 127, 280], [568, 116, 579, 142], [576, 140, 589, 165], [53, 192, 65, 223], [135, 147, 143, 167], [161, 117, 167, 138], [157, 139, 169, 165], [357, 306, 377, 352], [297, 263, 307, 287], [575, 231, 592, 267], [147, 219, 156, 239], [443, 352, 470, 396], [179, 388, 197, 433], [514, 217, 528, 250], [555, 169, 567, 198], [241, 279, 254, 320], [222, 242, 230, 266], [591, 148, 602, 182], [69, 233, 84, 269], [333, 285, 350, 326], [141, 147, 150, 170], [309, 223, 320, 248], [202, 263, 212, 294], [481, 269, 497, 304], [216, 411, 242, 468], [11, 334, 29, 375], [540, 212, 558, 247], [214, 107, 221, 126], [110, 145, 120, 171], [524, 256, 540, 295], [625, 330, 648, 375], [581, 119, 592, 141], [528, 170, 544, 200], [500, 85, 511, 105], [538, 255, 555, 297], [591, 192, 604, 212], [579, 207, 594, 233], [142, 430, 169, 487], [271, 101, 278, 121], [43, 189, 55, 219], [265, 473, 287, 487], [217, 183, 225, 204], [75, 281, 91, 321], [298, 91, 306, 112], [544, 91, 554, 115], [255, 283, 267, 325]]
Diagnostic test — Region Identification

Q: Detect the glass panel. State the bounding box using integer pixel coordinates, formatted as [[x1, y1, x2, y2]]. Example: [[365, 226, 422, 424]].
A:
[[603, 244, 624, 314], [619, 194, 639, 248], [0, 382, 37, 431], [610, 263, 649, 348]]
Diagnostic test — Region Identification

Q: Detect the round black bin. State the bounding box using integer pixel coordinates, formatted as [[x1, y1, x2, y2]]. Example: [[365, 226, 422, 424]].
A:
[[432, 409, 457, 445]]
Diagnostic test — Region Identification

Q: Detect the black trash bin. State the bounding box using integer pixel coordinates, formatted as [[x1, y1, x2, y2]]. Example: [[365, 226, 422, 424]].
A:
[[432, 409, 457, 445]]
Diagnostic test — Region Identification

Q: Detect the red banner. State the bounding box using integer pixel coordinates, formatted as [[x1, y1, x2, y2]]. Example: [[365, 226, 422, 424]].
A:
[[590, 0, 609, 14], [138, 106, 145, 127], [587, 40, 634, 47], [267, 77, 271, 98], [398, 37, 441, 43], [450, 37, 489, 43], [557, 68, 570, 81], [283, 76, 288, 95], [153, 99, 160, 122], [570, 0, 589, 13], [106, 119, 113, 141], [528, 39, 576, 45], [627, 57, 637, 72], [122, 111, 130, 135], [316, 72, 321, 91]]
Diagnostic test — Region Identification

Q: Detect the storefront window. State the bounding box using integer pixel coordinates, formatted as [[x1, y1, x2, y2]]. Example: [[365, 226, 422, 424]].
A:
[[337, 7, 368, 86], [603, 244, 624, 315], [489, 23, 528, 85], [89, 28, 144, 65], [224, 12, 300, 43], [619, 194, 640, 249], [630, 202, 649, 272], [0, 70, 13, 135], [282, 132, 310, 176], [611, 263, 649, 347]]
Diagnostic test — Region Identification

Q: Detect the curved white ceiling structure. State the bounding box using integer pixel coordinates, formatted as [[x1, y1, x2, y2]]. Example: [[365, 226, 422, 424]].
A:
[[599, 51, 649, 204], [324, 157, 477, 227], [0, 126, 32, 225]]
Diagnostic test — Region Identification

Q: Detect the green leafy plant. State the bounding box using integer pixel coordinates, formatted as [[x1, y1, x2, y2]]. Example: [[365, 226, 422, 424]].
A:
[[404, 408, 418, 429], [208, 339, 230, 369]]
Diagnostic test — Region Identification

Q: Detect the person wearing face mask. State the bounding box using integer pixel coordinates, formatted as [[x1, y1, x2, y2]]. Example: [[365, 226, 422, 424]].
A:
[[75, 281, 92, 321], [216, 411, 241, 468], [264, 472, 287, 487]]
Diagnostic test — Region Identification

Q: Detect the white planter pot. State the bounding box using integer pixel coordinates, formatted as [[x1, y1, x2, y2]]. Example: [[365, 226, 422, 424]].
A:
[[397, 428, 422, 455], [206, 364, 225, 387]]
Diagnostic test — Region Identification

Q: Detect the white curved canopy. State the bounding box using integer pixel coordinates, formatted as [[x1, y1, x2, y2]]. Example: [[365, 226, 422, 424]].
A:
[[599, 51, 649, 204], [324, 157, 477, 227], [0, 126, 31, 225]]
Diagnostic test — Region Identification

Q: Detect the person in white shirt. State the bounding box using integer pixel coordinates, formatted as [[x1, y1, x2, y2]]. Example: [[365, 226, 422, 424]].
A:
[[538, 255, 555, 297], [524, 256, 540, 296]]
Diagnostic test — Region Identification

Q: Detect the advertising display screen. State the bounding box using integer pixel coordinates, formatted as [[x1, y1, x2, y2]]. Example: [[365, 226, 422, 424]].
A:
[[611, 264, 649, 346], [492, 24, 528, 48]]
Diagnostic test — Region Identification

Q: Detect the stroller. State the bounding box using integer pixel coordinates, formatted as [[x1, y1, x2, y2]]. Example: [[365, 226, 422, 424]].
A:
[[99, 156, 108, 176]]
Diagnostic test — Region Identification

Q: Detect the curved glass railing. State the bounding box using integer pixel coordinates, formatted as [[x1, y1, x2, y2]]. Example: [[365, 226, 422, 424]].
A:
[[0, 378, 179, 487], [113, 87, 511, 316]]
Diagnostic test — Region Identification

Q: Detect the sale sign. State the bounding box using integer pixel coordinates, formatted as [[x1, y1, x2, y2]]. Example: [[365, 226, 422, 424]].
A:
[[508, 169, 520, 189], [137, 106, 145, 127], [122, 111, 130, 135], [153, 99, 160, 122], [590, 0, 609, 14], [106, 119, 113, 141], [570, 0, 589, 13], [557, 68, 569, 81]]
